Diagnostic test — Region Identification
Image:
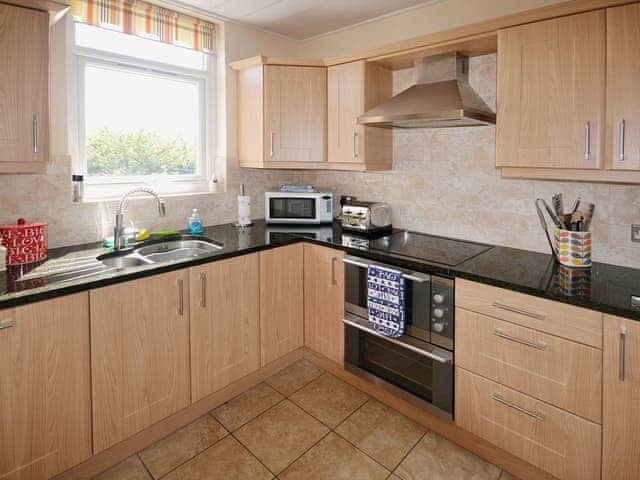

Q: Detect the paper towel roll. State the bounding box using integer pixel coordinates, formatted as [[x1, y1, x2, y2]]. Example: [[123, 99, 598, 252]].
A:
[[237, 195, 251, 226]]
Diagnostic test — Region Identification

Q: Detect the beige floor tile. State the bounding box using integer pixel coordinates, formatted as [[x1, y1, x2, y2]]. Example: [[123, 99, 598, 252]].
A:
[[139, 415, 228, 478], [289, 373, 369, 428], [279, 432, 389, 480], [234, 399, 329, 474], [265, 359, 323, 396], [335, 399, 425, 470], [94, 455, 151, 480], [212, 382, 284, 431], [162, 436, 273, 480], [395, 431, 501, 480]]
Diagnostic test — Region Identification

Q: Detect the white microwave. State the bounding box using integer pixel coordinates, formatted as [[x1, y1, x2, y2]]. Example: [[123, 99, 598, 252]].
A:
[[265, 192, 333, 224]]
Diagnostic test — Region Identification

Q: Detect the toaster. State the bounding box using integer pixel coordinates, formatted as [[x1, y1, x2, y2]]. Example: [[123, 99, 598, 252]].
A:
[[340, 200, 392, 234]]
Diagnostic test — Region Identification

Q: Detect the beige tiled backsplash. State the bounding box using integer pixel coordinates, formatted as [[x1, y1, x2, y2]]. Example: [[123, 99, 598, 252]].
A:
[[1, 54, 638, 268]]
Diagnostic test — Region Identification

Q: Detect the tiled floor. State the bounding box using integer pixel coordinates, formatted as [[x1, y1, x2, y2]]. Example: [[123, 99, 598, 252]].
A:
[[95, 359, 520, 480]]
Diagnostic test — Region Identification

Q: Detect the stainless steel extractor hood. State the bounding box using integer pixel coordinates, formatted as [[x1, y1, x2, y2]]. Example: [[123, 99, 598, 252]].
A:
[[358, 52, 496, 129]]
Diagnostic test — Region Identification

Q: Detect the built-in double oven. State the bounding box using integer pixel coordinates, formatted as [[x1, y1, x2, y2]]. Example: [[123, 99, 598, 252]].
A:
[[342, 255, 455, 421]]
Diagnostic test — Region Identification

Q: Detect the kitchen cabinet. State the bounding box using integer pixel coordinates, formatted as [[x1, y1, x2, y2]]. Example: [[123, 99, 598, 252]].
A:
[[497, 9, 606, 170], [603, 314, 640, 479], [304, 244, 345, 364], [189, 254, 260, 402], [605, 3, 640, 171], [327, 61, 392, 170], [235, 60, 327, 168], [0, 3, 49, 173], [259, 244, 304, 366], [90, 270, 191, 453], [0, 293, 92, 479]]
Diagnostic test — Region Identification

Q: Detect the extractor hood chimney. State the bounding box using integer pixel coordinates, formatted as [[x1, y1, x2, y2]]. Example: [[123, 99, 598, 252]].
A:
[[358, 51, 496, 129]]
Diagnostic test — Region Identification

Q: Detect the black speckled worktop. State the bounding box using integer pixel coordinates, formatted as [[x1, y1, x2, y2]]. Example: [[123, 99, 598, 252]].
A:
[[1, 220, 639, 321]]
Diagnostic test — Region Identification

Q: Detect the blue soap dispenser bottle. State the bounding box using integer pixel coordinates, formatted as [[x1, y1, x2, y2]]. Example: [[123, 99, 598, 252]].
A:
[[188, 208, 204, 234]]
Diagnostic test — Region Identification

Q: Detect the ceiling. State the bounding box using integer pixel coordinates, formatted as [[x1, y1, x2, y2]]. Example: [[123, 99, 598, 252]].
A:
[[176, 0, 438, 40]]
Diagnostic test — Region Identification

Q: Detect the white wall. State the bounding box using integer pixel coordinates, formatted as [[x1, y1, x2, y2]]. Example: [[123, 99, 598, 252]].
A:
[[296, 0, 568, 58]]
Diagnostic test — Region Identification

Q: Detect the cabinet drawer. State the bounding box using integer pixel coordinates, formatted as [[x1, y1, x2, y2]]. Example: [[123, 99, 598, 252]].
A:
[[456, 279, 602, 348], [456, 368, 601, 480], [456, 308, 602, 423]]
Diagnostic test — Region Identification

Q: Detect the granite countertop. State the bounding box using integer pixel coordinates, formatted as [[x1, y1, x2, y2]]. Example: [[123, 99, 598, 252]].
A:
[[1, 220, 639, 321]]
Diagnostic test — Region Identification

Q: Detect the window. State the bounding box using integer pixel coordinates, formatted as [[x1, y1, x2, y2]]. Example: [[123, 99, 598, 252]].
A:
[[70, 19, 216, 199]]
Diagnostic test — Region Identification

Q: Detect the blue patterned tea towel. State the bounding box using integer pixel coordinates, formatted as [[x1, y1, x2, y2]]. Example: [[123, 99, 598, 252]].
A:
[[367, 264, 406, 338]]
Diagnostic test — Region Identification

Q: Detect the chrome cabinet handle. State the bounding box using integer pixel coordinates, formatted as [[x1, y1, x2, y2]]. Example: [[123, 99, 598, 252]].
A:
[[353, 131, 359, 158], [270, 132, 274, 157], [200, 273, 206, 308], [0, 319, 15, 331], [178, 279, 184, 316], [620, 327, 627, 381], [494, 330, 546, 351], [33, 115, 39, 154], [492, 301, 545, 321], [619, 119, 626, 162], [331, 257, 337, 286], [492, 394, 545, 421], [584, 121, 591, 161]]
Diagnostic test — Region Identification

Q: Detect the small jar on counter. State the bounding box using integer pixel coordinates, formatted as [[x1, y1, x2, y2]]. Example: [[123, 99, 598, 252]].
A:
[[72, 174, 84, 202]]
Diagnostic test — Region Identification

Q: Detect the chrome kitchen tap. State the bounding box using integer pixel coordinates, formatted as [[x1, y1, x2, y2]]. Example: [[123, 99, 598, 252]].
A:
[[114, 187, 166, 251]]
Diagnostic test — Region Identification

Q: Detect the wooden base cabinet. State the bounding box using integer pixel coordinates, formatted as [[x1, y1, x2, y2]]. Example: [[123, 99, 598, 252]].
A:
[[456, 368, 601, 480], [304, 244, 344, 364], [259, 244, 304, 366], [603, 314, 640, 479], [90, 270, 191, 453], [189, 254, 260, 401], [0, 293, 92, 480]]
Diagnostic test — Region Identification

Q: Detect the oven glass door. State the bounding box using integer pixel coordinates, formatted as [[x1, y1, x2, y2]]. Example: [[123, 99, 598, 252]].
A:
[[344, 322, 453, 416], [344, 259, 430, 341], [269, 197, 316, 220]]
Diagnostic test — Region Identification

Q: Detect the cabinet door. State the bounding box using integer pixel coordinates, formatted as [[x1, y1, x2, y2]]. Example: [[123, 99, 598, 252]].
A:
[[304, 244, 344, 364], [328, 61, 365, 164], [260, 244, 304, 366], [603, 314, 640, 480], [497, 10, 605, 169], [190, 254, 260, 401], [0, 294, 91, 480], [90, 270, 191, 452], [606, 4, 640, 170], [0, 4, 48, 173], [264, 65, 327, 163]]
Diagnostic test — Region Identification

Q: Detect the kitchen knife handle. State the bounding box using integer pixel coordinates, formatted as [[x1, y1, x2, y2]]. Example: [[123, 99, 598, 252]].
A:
[[619, 119, 626, 162]]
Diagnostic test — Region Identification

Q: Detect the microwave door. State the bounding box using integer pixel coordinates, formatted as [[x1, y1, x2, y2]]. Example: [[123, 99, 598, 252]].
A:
[[269, 198, 316, 220]]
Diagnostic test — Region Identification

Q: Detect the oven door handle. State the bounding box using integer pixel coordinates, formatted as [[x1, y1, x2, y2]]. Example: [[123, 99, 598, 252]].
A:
[[342, 316, 452, 364], [342, 256, 430, 283]]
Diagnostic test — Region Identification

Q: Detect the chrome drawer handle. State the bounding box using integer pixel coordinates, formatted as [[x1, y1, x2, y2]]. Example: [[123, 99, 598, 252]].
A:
[[33, 115, 39, 154], [0, 319, 15, 330], [619, 119, 626, 162], [492, 394, 545, 421], [270, 132, 275, 157], [200, 273, 206, 308], [620, 327, 627, 381], [494, 330, 546, 351], [584, 121, 591, 161], [353, 131, 359, 158], [331, 257, 337, 286], [492, 301, 545, 321], [178, 279, 184, 316]]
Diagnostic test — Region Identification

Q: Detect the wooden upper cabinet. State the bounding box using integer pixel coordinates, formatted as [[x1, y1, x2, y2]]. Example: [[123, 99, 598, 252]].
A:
[[606, 3, 640, 171], [0, 3, 49, 173], [235, 61, 327, 168], [264, 65, 327, 163], [603, 314, 640, 480], [304, 244, 345, 364], [327, 61, 392, 170], [189, 254, 260, 402], [0, 293, 92, 480], [90, 270, 191, 453], [497, 10, 605, 170], [260, 244, 304, 366]]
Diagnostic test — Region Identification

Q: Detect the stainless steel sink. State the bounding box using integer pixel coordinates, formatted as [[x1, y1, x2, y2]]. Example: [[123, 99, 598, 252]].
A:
[[135, 238, 223, 263], [99, 254, 153, 270]]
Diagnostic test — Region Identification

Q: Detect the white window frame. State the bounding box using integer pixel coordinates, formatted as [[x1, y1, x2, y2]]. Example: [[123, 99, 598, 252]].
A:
[[68, 18, 217, 200]]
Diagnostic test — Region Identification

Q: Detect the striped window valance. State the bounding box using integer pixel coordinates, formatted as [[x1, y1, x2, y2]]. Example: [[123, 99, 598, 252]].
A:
[[69, 0, 215, 52]]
